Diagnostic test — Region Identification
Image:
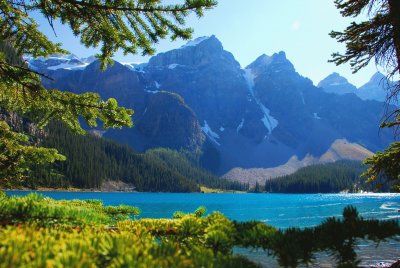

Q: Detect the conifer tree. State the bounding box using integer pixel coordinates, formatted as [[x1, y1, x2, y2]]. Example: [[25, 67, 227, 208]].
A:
[[0, 0, 216, 182], [331, 0, 400, 189]]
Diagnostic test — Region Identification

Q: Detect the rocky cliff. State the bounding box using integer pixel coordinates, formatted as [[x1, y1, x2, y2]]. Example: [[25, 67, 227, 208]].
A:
[[27, 36, 396, 184]]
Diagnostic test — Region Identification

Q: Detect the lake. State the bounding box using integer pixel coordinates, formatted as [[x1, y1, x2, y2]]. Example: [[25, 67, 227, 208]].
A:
[[5, 191, 400, 267]]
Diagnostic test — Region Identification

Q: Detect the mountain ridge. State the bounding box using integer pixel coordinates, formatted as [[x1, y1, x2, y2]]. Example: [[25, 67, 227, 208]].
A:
[[25, 35, 396, 185]]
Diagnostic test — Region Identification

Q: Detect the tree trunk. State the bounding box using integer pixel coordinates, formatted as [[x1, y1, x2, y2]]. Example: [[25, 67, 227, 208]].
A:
[[388, 0, 400, 74]]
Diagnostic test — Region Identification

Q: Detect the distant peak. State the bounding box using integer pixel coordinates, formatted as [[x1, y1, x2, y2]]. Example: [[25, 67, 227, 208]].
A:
[[273, 51, 287, 59], [318, 72, 350, 88], [148, 34, 234, 68], [82, 55, 97, 64], [246, 51, 294, 73], [181, 36, 212, 48], [318, 72, 357, 95], [246, 54, 271, 70], [66, 53, 79, 60], [329, 72, 347, 80], [177, 35, 224, 53], [329, 72, 341, 77], [369, 71, 386, 83], [357, 71, 389, 102], [269, 51, 290, 64]]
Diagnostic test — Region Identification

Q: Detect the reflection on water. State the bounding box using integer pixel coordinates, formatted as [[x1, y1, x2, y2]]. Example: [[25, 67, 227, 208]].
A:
[[235, 239, 399, 267]]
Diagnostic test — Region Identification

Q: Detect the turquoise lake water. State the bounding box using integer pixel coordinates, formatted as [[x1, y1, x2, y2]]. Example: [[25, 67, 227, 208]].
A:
[[6, 191, 400, 228], [6, 191, 400, 266]]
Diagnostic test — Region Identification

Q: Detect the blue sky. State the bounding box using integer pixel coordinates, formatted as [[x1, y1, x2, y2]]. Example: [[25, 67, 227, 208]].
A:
[[34, 0, 381, 87]]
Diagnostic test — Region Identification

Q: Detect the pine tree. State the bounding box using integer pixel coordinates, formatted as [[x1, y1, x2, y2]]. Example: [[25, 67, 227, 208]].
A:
[[331, 0, 400, 189], [0, 0, 217, 182]]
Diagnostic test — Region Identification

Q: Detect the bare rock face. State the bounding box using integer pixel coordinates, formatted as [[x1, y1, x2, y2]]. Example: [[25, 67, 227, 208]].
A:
[[136, 91, 205, 151], [100, 180, 135, 192], [319, 139, 374, 162], [222, 155, 318, 187], [40, 59, 206, 152], [148, 36, 230, 68], [29, 36, 395, 175], [222, 139, 374, 186], [145, 35, 262, 141]]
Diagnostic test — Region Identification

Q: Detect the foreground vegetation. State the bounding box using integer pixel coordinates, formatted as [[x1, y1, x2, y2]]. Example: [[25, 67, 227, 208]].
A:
[[0, 192, 399, 268]]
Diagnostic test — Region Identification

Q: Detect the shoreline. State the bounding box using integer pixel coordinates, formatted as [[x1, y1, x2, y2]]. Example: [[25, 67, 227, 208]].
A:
[[3, 188, 400, 195], [2, 187, 134, 193]]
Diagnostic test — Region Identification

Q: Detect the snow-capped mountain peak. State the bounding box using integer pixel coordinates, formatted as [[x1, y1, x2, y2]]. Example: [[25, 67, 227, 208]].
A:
[[180, 36, 211, 48], [25, 54, 91, 71]]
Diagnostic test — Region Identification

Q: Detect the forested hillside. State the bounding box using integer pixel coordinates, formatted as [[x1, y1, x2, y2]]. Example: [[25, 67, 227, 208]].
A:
[[19, 122, 243, 192], [23, 122, 196, 191], [145, 148, 248, 191], [264, 161, 390, 193]]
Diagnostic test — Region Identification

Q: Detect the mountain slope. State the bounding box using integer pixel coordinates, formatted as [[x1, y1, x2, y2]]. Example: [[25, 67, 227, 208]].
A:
[[356, 72, 391, 102], [28, 122, 199, 191], [26, 36, 396, 184], [21, 122, 239, 192], [221, 139, 373, 187]]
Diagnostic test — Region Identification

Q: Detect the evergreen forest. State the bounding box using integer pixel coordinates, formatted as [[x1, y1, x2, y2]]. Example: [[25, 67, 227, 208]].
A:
[[15, 122, 246, 192], [264, 161, 391, 193]]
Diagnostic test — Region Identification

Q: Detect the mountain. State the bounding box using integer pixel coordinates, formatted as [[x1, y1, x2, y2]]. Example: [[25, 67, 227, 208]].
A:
[[356, 72, 390, 102], [26, 54, 93, 71], [26, 36, 395, 186], [318, 72, 357, 95], [221, 139, 373, 187], [318, 71, 394, 103], [245, 51, 391, 164]]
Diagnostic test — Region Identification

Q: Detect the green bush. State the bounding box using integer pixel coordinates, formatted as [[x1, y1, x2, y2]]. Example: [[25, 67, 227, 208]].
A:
[[0, 193, 398, 268]]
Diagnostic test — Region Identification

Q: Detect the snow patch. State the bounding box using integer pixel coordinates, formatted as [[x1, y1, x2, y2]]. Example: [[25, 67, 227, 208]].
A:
[[259, 103, 278, 133], [145, 89, 160, 94], [121, 63, 135, 71], [134, 66, 146, 74], [181, 36, 209, 48], [243, 68, 279, 134], [201, 120, 220, 146], [243, 69, 255, 94], [38, 54, 77, 62], [300, 91, 305, 105], [329, 82, 345, 86], [121, 61, 142, 66], [26, 54, 96, 71], [22, 55, 34, 61], [313, 113, 321, 120], [48, 62, 89, 70], [236, 118, 244, 133], [219, 127, 225, 132], [154, 81, 161, 89], [121, 62, 142, 71], [168, 63, 179, 69]]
